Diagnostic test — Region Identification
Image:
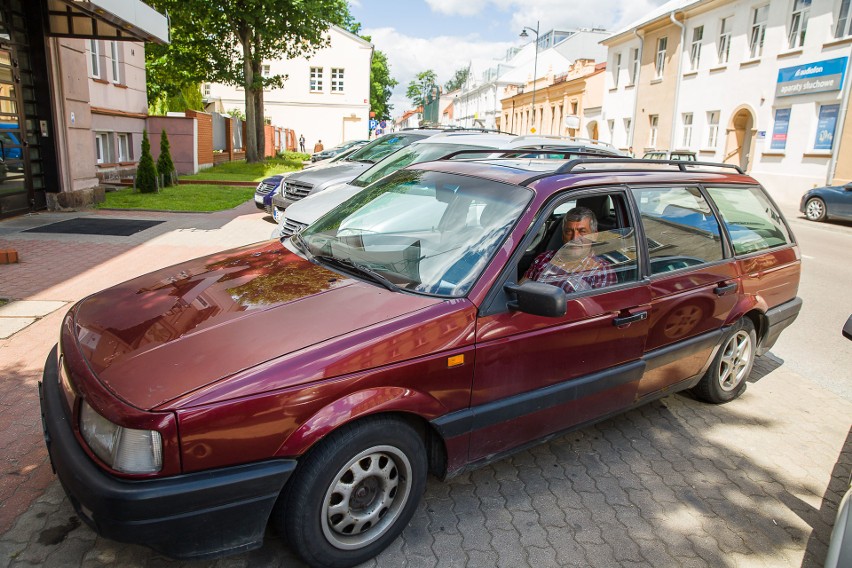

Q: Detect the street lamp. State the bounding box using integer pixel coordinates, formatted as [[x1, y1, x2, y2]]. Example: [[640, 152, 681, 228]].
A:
[[519, 21, 540, 134]]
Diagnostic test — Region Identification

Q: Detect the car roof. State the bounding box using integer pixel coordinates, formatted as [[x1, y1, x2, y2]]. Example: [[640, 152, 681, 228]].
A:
[[411, 158, 759, 199], [406, 132, 517, 147]]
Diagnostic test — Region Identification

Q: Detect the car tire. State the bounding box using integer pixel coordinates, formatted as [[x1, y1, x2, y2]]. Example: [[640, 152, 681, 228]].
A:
[[273, 417, 427, 568], [804, 197, 827, 222], [692, 318, 756, 404]]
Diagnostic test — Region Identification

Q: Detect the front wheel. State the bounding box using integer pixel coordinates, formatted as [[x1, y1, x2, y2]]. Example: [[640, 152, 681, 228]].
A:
[[274, 417, 427, 568], [692, 318, 756, 404], [804, 197, 827, 222]]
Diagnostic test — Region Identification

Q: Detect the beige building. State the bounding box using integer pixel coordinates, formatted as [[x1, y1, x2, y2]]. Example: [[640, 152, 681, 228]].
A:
[[0, 0, 168, 219]]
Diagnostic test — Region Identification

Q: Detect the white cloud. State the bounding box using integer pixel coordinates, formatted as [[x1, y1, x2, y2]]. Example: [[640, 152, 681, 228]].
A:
[[424, 0, 491, 17]]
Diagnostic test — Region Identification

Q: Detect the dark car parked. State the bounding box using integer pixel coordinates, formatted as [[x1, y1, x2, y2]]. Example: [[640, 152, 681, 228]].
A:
[[311, 139, 369, 162], [41, 157, 801, 568], [800, 181, 852, 222]]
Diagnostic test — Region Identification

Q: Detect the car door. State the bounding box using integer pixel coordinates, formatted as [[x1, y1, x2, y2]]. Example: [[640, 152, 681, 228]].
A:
[[630, 185, 739, 399], [467, 189, 651, 463]]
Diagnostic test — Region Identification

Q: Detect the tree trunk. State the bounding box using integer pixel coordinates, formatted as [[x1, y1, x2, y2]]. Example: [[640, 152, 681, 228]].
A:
[[241, 32, 259, 163], [253, 57, 265, 159]]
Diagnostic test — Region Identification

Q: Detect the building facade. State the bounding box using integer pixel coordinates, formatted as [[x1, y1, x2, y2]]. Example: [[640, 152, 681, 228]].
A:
[[603, 0, 852, 204], [0, 0, 167, 219], [205, 26, 372, 153]]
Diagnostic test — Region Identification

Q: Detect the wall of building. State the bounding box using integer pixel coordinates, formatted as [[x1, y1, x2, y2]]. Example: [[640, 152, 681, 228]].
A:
[[633, 21, 682, 153], [148, 116, 197, 175]]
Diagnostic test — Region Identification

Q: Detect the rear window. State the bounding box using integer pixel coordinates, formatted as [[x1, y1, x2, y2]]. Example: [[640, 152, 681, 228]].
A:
[[347, 133, 426, 164], [705, 186, 793, 255]]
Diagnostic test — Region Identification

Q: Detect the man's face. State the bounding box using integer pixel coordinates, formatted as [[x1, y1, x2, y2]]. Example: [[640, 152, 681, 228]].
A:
[[560, 217, 596, 259]]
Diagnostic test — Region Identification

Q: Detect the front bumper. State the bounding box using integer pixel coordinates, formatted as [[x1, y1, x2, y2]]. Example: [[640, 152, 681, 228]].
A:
[[39, 345, 296, 559]]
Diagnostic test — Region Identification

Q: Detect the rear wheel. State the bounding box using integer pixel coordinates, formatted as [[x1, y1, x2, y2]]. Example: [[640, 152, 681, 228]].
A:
[[273, 417, 427, 568], [692, 318, 756, 404], [805, 197, 827, 222]]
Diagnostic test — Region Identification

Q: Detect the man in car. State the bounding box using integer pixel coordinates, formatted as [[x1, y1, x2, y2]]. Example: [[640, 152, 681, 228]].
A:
[[522, 207, 616, 293]]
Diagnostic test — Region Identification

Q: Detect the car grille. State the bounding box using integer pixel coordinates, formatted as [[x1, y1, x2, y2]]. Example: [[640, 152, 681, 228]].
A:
[[256, 180, 278, 196], [280, 218, 308, 238], [283, 180, 314, 201]]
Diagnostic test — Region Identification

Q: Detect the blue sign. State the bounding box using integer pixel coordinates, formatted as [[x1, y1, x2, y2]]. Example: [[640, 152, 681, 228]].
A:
[[369, 119, 379, 130], [771, 108, 791, 150], [380, 120, 387, 129], [814, 104, 840, 150], [375, 128, 383, 136], [776, 57, 848, 97]]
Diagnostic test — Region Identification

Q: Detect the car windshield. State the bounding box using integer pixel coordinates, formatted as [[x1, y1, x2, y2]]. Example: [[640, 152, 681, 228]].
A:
[[296, 169, 531, 297], [351, 142, 496, 188], [344, 133, 427, 164]]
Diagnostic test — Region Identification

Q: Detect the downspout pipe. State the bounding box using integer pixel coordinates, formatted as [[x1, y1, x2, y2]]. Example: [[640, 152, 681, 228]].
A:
[[629, 29, 644, 152], [669, 11, 686, 150]]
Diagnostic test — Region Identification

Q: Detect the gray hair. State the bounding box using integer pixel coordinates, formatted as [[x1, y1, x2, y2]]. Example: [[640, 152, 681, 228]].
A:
[[562, 206, 598, 232]]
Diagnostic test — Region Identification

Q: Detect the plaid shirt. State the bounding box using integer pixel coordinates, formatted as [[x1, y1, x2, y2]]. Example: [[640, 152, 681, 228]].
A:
[[524, 250, 616, 293]]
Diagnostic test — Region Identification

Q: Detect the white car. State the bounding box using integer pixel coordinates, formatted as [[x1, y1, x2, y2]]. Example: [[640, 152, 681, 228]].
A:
[[273, 135, 626, 239]]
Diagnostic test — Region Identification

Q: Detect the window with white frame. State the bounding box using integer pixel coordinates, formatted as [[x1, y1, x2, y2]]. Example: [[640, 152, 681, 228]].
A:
[[655, 37, 667, 78], [262, 64, 271, 77], [749, 5, 769, 58], [109, 41, 121, 83], [94, 132, 113, 164], [706, 111, 720, 147], [90, 39, 101, 79], [203, 83, 211, 96], [331, 68, 344, 92], [649, 115, 659, 147], [836, 0, 852, 37], [718, 17, 732, 64], [608, 119, 615, 142], [690, 26, 703, 71], [682, 113, 693, 147], [310, 67, 323, 92], [117, 133, 131, 162], [613, 52, 622, 88], [630, 48, 640, 84], [624, 118, 632, 143], [788, 0, 810, 49]]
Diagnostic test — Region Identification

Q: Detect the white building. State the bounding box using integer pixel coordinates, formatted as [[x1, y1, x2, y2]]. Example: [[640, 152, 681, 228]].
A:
[[603, 0, 852, 205], [204, 26, 372, 151], [453, 29, 609, 131]]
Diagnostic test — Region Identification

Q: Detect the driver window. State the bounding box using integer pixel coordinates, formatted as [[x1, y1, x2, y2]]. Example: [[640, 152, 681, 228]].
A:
[[632, 186, 725, 275], [520, 192, 639, 293]]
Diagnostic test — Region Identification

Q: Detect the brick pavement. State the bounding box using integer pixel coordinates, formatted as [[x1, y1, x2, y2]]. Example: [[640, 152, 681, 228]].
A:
[[0, 205, 850, 567]]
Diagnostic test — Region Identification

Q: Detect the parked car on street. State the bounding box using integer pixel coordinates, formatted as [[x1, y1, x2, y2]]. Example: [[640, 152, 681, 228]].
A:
[[41, 157, 801, 568], [643, 150, 697, 161], [273, 135, 628, 238], [311, 139, 369, 162], [799, 181, 852, 222]]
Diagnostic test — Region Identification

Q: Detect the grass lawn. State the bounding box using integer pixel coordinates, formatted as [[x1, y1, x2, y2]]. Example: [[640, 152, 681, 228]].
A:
[[97, 184, 255, 212], [181, 153, 309, 182]]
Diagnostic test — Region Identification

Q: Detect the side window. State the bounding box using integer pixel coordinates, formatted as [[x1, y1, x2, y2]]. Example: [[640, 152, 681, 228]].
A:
[[705, 186, 793, 254], [633, 186, 725, 275], [520, 193, 639, 293]]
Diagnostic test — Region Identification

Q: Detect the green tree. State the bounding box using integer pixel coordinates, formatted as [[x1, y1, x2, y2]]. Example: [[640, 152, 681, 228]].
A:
[[146, 0, 350, 163], [136, 130, 158, 194], [444, 66, 470, 92], [406, 70, 438, 109], [157, 130, 176, 186]]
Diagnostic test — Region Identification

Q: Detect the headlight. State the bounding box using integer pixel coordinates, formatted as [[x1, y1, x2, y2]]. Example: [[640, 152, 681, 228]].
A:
[[80, 400, 162, 474]]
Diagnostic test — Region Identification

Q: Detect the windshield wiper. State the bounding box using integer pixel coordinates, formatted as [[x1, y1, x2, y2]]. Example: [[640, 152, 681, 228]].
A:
[[355, 159, 376, 164], [291, 233, 313, 258], [314, 255, 399, 292]]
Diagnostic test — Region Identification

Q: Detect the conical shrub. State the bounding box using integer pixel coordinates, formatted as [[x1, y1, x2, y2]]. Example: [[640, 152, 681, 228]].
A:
[[136, 129, 158, 193], [157, 129, 176, 187]]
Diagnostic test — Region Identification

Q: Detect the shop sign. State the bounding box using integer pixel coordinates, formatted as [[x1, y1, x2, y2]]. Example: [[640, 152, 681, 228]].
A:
[[776, 57, 847, 97]]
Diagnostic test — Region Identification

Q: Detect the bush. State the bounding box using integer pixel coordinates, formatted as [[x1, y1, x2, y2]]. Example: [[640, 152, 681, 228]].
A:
[[157, 129, 176, 187], [136, 129, 158, 193]]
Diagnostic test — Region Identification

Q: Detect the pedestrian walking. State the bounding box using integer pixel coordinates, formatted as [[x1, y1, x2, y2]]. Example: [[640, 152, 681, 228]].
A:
[[313, 140, 324, 153], [299, 134, 306, 153]]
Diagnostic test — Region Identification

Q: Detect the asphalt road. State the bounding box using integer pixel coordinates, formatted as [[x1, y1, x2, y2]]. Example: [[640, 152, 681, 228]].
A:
[[772, 204, 852, 402]]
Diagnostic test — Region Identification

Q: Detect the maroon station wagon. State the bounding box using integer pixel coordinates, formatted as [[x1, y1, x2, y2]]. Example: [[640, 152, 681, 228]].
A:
[[40, 157, 802, 567]]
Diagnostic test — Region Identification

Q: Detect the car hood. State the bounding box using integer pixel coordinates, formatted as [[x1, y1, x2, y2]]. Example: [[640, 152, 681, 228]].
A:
[[68, 241, 440, 410], [285, 161, 370, 186], [285, 183, 363, 225]]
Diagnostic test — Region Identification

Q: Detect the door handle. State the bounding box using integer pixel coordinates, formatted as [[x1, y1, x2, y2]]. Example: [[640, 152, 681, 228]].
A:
[[714, 282, 737, 296], [613, 311, 648, 327]]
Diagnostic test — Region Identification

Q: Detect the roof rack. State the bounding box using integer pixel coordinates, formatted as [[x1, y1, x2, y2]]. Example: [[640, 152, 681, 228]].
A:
[[553, 158, 745, 175], [438, 148, 621, 161]]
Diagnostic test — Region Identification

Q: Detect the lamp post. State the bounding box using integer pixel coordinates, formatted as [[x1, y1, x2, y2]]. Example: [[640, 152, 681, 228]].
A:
[[520, 21, 540, 134]]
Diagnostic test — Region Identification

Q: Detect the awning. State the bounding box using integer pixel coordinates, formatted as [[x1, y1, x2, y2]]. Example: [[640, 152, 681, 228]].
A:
[[46, 0, 169, 45]]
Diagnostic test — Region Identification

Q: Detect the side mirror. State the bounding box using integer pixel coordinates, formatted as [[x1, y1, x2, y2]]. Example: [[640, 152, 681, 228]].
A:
[[843, 182, 852, 191], [843, 314, 852, 341], [505, 281, 567, 318]]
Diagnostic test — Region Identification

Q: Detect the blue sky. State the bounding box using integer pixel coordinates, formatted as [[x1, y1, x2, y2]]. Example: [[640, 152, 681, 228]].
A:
[[347, 0, 671, 116]]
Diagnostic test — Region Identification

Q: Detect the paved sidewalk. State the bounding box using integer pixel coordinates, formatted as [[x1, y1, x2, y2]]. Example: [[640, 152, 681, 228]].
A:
[[0, 205, 849, 567]]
